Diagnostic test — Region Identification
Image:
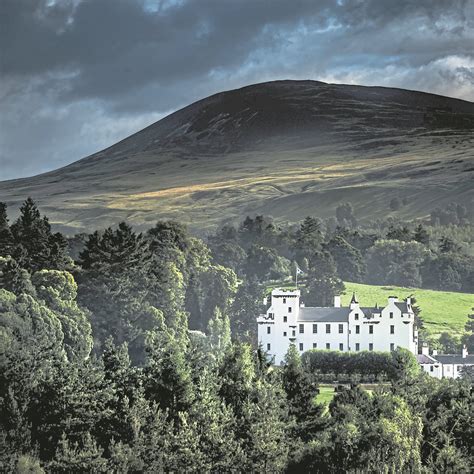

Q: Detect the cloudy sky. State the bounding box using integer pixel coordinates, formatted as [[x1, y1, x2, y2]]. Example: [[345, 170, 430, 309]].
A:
[[1, 0, 473, 180]]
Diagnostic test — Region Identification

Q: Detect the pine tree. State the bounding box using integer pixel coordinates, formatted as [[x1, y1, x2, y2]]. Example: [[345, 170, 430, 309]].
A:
[[0, 202, 14, 257], [462, 308, 474, 352], [0, 257, 36, 295], [10, 198, 69, 271], [414, 224, 430, 245], [281, 345, 324, 440], [230, 278, 265, 343], [48, 433, 108, 473], [304, 251, 345, 307], [144, 326, 195, 417]]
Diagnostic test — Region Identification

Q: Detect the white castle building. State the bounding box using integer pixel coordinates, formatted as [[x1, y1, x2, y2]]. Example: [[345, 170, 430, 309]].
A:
[[257, 289, 418, 365]]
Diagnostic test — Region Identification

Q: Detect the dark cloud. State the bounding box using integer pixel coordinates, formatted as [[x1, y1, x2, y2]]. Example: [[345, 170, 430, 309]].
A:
[[1, 0, 473, 179]]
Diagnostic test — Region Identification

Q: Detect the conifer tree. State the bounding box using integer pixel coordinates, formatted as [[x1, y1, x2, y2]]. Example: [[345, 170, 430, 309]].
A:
[[10, 198, 69, 271], [144, 325, 195, 416], [0, 202, 14, 257], [281, 344, 324, 440]]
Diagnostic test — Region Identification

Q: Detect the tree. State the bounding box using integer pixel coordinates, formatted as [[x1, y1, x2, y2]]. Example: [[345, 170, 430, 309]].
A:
[[0, 202, 14, 257], [293, 216, 323, 261], [462, 308, 474, 352], [207, 307, 231, 361], [439, 236, 461, 254], [48, 433, 108, 473], [414, 224, 430, 245], [230, 278, 265, 342], [144, 325, 195, 416], [438, 332, 460, 354], [281, 345, 323, 440], [244, 245, 290, 282], [366, 240, 429, 287], [336, 203, 357, 227], [324, 235, 365, 281], [200, 265, 238, 330], [0, 256, 36, 295], [304, 251, 345, 307], [386, 225, 411, 242], [10, 197, 70, 271]]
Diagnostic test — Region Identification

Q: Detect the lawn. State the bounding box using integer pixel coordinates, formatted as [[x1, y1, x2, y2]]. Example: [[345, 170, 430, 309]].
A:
[[316, 384, 337, 405], [343, 282, 474, 337]]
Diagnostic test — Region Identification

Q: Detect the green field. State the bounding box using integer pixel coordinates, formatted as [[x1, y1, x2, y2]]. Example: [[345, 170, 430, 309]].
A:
[[343, 282, 474, 337], [316, 384, 337, 405]]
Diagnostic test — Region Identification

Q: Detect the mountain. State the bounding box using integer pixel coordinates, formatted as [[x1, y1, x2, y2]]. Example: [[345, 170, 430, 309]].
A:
[[1, 80, 473, 234]]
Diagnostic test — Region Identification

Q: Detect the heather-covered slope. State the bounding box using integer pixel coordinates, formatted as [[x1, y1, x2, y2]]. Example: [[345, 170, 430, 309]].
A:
[[1, 80, 473, 233]]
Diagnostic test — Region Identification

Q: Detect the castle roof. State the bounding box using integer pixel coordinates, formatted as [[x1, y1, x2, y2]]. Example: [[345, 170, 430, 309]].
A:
[[395, 302, 410, 313], [433, 354, 474, 365], [416, 354, 438, 364], [298, 307, 350, 322]]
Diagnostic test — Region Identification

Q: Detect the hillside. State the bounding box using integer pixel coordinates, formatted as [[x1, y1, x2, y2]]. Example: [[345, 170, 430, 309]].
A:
[[1, 80, 473, 233], [343, 282, 474, 337]]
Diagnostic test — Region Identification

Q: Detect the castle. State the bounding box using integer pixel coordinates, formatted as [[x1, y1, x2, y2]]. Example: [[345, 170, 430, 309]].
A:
[[257, 289, 418, 365]]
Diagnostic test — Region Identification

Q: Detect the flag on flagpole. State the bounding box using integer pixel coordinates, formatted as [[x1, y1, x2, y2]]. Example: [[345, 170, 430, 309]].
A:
[[296, 265, 304, 275]]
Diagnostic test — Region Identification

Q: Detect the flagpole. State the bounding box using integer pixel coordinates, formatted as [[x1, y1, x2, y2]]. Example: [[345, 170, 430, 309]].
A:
[[295, 265, 298, 289]]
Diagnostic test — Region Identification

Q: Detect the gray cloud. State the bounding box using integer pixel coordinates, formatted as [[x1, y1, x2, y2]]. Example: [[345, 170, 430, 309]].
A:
[[1, 0, 473, 179]]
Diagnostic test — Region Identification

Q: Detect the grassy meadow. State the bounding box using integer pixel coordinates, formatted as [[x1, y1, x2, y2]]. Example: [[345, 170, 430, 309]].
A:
[[343, 281, 474, 337]]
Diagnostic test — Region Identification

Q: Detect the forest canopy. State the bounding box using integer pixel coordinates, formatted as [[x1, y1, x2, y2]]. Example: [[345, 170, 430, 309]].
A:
[[0, 198, 473, 472]]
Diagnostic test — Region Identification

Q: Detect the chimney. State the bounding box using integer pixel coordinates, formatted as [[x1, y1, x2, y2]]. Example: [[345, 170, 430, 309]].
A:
[[334, 295, 341, 308], [462, 345, 468, 358], [388, 295, 398, 305], [432, 349, 438, 356], [421, 344, 429, 356]]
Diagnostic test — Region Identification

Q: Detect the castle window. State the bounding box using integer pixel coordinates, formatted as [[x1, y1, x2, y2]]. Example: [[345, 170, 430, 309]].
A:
[[326, 343, 330, 350], [390, 343, 395, 351], [369, 326, 374, 334], [299, 324, 304, 334], [430, 366, 434, 372], [283, 332, 287, 337], [355, 325, 360, 334], [355, 343, 360, 351], [369, 343, 373, 351], [288, 307, 292, 313], [283, 316, 287, 322], [299, 343, 303, 351], [390, 312, 393, 318], [390, 325, 394, 334], [313, 324, 317, 333], [339, 343, 343, 351], [338, 324, 344, 334], [355, 313, 359, 320], [313, 343, 317, 349], [326, 324, 331, 334], [267, 343, 271, 351], [267, 326, 271, 334], [283, 298, 286, 304], [292, 330, 296, 337]]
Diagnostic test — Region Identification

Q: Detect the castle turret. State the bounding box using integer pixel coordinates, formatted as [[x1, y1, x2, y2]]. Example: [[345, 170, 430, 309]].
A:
[[350, 292, 359, 310]]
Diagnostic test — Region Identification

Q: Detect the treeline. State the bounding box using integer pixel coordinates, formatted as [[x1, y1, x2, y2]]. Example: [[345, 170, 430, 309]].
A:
[[208, 203, 474, 300], [1, 199, 473, 472]]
